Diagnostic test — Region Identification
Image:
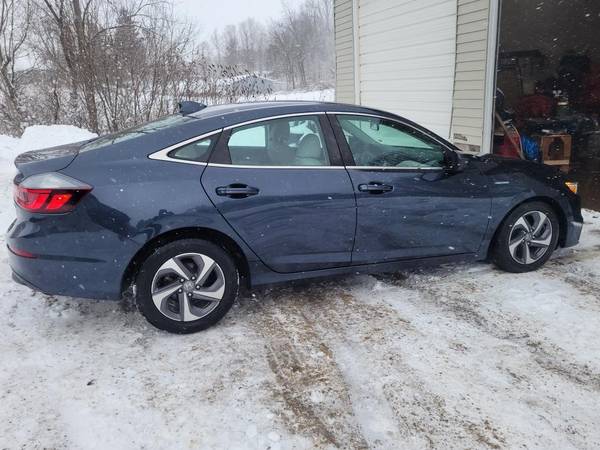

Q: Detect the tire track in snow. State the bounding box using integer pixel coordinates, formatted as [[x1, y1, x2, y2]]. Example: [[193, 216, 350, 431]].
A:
[[255, 282, 509, 449], [324, 284, 508, 450], [385, 268, 600, 393], [363, 272, 599, 449], [244, 287, 369, 449]]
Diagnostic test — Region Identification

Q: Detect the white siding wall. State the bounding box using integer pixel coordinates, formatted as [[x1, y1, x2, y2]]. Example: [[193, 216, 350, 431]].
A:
[[334, 0, 356, 104], [356, 0, 458, 138], [450, 0, 491, 151]]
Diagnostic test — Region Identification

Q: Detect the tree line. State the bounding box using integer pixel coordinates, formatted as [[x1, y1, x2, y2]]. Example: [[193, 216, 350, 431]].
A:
[[207, 0, 334, 90], [0, 0, 334, 136]]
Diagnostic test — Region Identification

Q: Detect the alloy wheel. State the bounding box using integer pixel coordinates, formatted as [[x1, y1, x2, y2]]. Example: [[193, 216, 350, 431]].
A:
[[151, 252, 225, 321], [508, 211, 553, 265]]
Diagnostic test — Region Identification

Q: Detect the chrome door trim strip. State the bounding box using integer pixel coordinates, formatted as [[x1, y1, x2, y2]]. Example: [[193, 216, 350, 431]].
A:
[[348, 166, 444, 171], [205, 163, 440, 170], [148, 129, 223, 166], [207, 163, 345, 170]]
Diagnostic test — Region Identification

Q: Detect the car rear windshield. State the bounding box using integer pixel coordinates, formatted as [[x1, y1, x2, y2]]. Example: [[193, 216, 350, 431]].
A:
[[80, 115, 195, 152]]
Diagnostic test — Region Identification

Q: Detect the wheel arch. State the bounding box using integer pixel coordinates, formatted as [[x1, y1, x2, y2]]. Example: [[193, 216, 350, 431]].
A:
[[487, 196, 568, 257], [121, 227, 251, 296]]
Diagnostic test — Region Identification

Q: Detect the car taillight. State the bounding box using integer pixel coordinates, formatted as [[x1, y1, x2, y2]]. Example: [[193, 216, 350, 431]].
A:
[[14, 172, 92, 214]]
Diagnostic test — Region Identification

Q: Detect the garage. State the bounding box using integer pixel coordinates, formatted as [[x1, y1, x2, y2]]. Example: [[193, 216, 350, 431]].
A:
[[494, 0, 600, 210], [355, 0, 458, 138], [334, 0, 600, 210]]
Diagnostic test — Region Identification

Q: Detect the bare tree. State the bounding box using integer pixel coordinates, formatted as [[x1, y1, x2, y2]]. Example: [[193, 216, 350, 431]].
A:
[[275, 0, 334, 89], [210, 29, 223, 64], [0, 0, 334, 135], [27, 0, 188, 132], [0, 0, 33, 135], [222, 24, 239, 67], [237, 18, 265, 73], [269, 21, 298, 89], [210, 0, 335, 90], [35, 0, 165, 133]]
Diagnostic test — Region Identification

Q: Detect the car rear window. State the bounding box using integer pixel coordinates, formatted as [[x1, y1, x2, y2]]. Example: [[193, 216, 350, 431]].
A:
[[80, 115, 195, 152]]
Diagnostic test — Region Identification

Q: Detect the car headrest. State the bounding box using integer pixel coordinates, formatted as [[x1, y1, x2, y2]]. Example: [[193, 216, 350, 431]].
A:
[[269, 120, 290, 146], [297, 134, 322, 158]]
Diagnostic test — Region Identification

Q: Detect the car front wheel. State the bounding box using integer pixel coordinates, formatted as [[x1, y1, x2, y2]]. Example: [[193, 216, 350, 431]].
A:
[[492, 201, 560, 273], [135, 239, 239, 333]]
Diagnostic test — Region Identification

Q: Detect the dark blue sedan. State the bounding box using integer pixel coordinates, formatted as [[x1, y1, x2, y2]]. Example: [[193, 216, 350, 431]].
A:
[[7, 101, 583, 333]]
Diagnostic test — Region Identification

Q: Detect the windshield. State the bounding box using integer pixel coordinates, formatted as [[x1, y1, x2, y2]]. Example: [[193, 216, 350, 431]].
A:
[[80, 115, 195, 152]]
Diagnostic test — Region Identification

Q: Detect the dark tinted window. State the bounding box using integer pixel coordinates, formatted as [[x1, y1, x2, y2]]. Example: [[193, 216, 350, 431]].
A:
[[168, 137, 215, 162]]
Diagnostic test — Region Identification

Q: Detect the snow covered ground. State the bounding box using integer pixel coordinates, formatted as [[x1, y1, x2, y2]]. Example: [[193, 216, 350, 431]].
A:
[[1, 119, 600, 449]]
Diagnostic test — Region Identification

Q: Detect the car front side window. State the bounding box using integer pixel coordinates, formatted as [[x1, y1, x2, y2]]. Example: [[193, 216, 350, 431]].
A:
[[337, 115, 445, 168], [227, 116, 331, 167]]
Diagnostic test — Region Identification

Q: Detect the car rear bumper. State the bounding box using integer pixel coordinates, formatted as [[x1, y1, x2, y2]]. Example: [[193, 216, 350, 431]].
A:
[[8, 248, 122, 300], [6, 214, 135, 301], [563, 219, 583, 248], [11, 269, 44, 292]]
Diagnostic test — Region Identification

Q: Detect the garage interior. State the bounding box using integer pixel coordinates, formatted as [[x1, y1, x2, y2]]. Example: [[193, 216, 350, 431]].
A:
[[493, 0, 600, 210]]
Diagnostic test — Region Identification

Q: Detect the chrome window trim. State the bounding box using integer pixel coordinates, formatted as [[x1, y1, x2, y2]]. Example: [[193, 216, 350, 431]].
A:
[[148, 110, 455, 170], [222, 111, 327, 131], [148, 129, 223, 166], [204, 163, 442, 171], [348, 166, 444, 171], [207, 163, 345, 170]]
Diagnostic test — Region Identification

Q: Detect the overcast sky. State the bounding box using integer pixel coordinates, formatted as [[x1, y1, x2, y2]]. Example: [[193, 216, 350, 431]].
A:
[[174, 0, 284, 39]]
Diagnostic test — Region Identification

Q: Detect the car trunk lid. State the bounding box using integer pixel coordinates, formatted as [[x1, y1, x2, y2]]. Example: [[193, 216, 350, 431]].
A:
[[14, 141, 89, 179]]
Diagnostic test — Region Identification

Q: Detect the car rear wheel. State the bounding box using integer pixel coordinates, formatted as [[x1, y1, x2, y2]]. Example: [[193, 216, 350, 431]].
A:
[[135, 239, 239, 333], [492, 201, 560, 273]]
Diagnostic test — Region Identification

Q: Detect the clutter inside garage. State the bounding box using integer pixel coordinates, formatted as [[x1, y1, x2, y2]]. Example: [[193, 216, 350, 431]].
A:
[[493, 0, 600, 209]]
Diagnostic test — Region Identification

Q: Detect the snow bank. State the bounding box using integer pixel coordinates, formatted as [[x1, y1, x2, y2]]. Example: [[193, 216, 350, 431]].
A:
[[0, 125, 97, 164], [20, 125, 97, 152], [0, 134, 20, 164]]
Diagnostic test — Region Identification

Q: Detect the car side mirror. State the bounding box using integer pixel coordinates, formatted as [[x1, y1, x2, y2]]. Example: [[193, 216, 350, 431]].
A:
[[445, 151, 468, 173]]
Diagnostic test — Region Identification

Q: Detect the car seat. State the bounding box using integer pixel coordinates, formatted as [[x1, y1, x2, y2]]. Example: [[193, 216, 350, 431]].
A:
[[294, 134, 326, 166], [267, 120, 295, 165]]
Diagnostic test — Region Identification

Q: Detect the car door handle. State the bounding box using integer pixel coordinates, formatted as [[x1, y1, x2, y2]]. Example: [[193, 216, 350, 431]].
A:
[[216, 185, 259, 198], [358, 183, 393, 194]]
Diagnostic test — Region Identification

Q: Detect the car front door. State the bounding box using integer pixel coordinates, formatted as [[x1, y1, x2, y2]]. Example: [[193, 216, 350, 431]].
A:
[[329, 113, 491, 264], [201, 114, 357, 273]]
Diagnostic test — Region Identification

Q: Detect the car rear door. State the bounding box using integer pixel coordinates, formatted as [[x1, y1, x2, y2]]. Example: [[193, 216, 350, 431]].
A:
[[329, 113, 491, 264], [201, 114, 357, 273]]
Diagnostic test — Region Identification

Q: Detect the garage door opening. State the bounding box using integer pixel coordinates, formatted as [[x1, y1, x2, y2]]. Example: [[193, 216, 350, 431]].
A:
[[492, 0, 600, 210]]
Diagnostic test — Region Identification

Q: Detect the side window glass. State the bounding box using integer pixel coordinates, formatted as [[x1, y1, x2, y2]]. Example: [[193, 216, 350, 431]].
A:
[[168, 137, 215, 162], [337, 115, 445, 168], [227, 116, 330, 166], [229, 124, 266, 148]]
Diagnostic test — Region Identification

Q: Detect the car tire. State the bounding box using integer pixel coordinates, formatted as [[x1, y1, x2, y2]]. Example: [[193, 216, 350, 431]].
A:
[[135, 239, 239, 333], [492, 201, 560, 273]]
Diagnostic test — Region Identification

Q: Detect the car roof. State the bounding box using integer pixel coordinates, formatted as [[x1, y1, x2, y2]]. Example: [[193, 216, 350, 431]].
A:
[[189, 100, 392, 123], [181, 100, 453, 150]]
